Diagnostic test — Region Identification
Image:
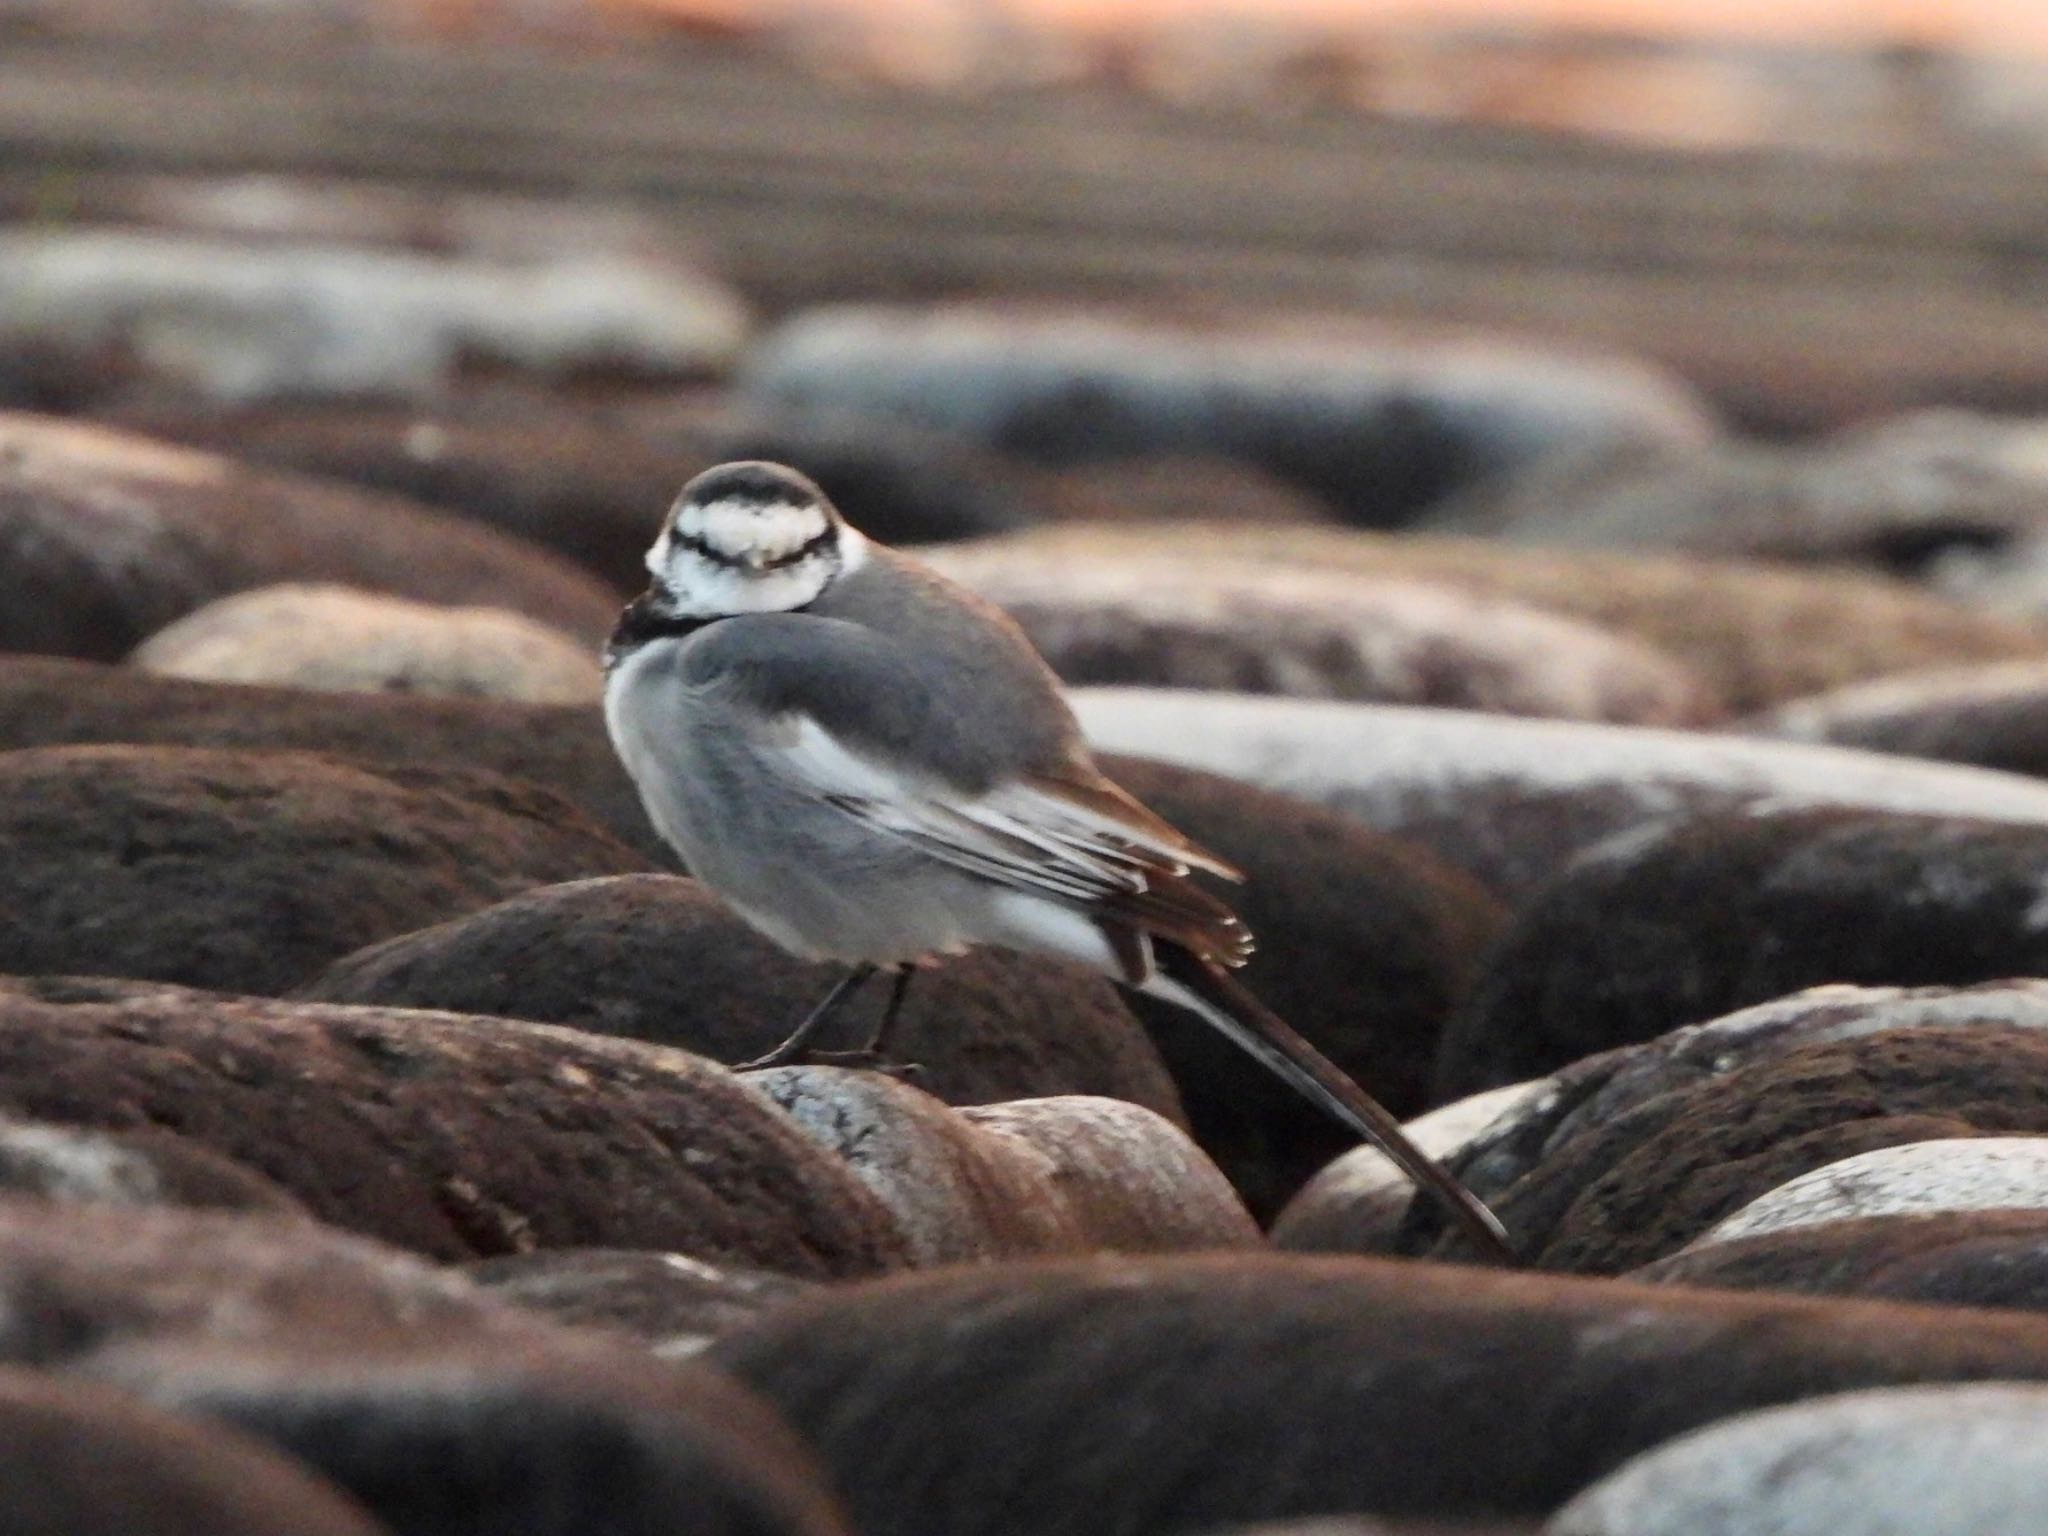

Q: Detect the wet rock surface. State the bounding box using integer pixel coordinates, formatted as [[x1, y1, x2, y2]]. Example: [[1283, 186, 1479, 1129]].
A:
[[0, 744, 650, 994], [0, 412, 622, 658], [1436, 807, 2048, 1095], [0, 976, 910, 1273], [132, 583, 604, 703], [710, 1252, 2048, 1535]]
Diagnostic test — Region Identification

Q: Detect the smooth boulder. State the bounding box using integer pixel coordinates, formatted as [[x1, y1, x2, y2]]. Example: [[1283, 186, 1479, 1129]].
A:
[[1550, 1383, 2048, 1536], [0, 412, 622, 658], [0, 1367, 389, 1536], [0, 744, 649, 994], [297, 873, 1184, 1122], [1426, 988, 2048, 1273], [710, 1252, 2048, 1534], [930, 524, 2048, 712], [1070, 691, 2048, 902], [742, 306, 1715, 526], [947, 558, 1718, 723], [1437, 807, 2048, 1095], [749, 1069, 1256, 1264], [132, 584, 603, 703], [0, 976, 909, 1273], [1632, 1210, 2048, 1312]]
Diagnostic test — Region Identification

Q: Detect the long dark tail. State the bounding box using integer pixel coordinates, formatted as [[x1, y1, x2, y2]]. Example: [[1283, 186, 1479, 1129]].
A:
[[1143, 946, 1517, 1265]]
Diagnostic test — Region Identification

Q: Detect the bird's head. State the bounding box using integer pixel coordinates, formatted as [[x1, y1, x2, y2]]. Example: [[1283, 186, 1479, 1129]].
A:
[[643, 461, 863, 618]]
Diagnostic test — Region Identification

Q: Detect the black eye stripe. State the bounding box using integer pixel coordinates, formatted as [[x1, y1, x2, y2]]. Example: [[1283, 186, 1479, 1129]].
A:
[[667, 520, 837, 571]]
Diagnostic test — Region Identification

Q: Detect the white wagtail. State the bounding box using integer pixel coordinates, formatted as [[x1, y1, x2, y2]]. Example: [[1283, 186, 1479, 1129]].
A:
[[603, 461, 1514, 1262]]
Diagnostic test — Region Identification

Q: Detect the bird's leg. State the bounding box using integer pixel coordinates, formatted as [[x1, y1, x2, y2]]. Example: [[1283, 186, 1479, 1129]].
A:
[[865, 963, 917, 1057], [735, 964, 878, 1071], [809, 963, 925, 1079]]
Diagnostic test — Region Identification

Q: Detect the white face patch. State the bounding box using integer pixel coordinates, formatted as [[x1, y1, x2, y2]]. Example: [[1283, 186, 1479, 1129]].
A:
[[672, 496, 831, 567], [648, 523, 867, 619]]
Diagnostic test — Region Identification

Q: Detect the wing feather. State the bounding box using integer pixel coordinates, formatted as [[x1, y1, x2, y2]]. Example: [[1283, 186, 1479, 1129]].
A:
[[782, 717, 1254, 967]]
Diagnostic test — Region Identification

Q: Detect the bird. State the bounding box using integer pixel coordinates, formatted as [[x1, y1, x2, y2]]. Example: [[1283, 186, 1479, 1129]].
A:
[[602, 460, 1515, 1264]]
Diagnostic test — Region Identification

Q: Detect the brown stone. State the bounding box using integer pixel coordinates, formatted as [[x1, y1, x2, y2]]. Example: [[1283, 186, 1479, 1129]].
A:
[[0, 412, 621, 658], [0, 976, 911, 1273], [931, 524, 2048, 712], [1633, 1210, 2048, 1312], [0, 1366, 389, 1536], [951, 559, 1719, 724], [710, 1251, 2048, 1533], [105, 390, 1045, 591], [0, 657, 668, 864], [0, 744, 650, 994], [0, 1197, 849, 1535], [1436, 808, 2048, 1097], [463, 1250, 816, 1354], [1447, 1025, 2048, 1275], [297, 873, 1184, 1124], [1071, 690, 2048, 903]]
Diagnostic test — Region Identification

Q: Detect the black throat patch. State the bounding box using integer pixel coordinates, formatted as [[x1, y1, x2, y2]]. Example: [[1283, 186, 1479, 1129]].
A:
[[603, 589, 721, 668]]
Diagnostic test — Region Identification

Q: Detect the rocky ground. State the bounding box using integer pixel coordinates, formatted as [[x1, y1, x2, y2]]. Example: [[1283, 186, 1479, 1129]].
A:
[[10, 21, 2048, 1536]]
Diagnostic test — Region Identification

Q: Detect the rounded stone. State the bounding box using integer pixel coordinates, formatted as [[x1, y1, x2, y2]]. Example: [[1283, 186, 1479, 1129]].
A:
[[1272, 1082, 1549, 1256], [0, 1366, 390, 1536], [1694, 1138, 2048, 1248], [1750, 658, 2048, 782], [1550, 1383, 2048, 1536], [931, 524, 2048, 712], [132, 584, 603, 704], [709, 1252, 2048, 1535], [0, 412, 622, 659], [297, 873, 1184, 1122], [105, 391, 1044, 594], [0, 976, 911, 1274], [0, 743, 649, 995], [463, 1250, 816, 1357], [1436, 807, 2048, 1097], [950, 558, 1718, 723], [1632, 1210, 2048, 1312], [1070, 690, 2048, 903], [0, 657, 669, 866], [742, 306, 1716, 526]]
